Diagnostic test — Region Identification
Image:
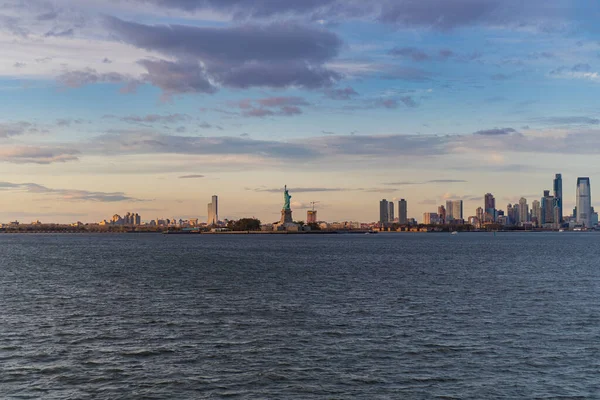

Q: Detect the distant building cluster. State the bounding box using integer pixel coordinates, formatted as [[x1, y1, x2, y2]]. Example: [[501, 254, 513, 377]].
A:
[[379, 199, 409, 225], [99, 212, 141, 226], [413, 173, 597, 230]]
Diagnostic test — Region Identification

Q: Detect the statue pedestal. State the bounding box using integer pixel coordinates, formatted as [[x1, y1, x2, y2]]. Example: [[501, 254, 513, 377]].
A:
[[281, 209, 293, 224]]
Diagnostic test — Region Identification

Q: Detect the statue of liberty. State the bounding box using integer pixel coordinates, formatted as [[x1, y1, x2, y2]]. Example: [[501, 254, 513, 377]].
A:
[[283, 185, 291, 210]]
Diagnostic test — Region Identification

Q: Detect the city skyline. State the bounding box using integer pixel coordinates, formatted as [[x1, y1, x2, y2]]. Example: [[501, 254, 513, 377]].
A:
[[2, 1, 600, 223]]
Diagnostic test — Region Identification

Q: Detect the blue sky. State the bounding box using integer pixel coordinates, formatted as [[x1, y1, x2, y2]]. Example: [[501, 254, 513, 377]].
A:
[[1, 0, 600, 223]]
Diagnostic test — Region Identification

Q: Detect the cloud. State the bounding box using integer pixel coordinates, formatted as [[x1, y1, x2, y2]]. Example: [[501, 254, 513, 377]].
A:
[[124, 0, 567, 31], [256, 96, 309, 107], [389, 47, 430, 62], [56, 118, 85, 127], [550, 64, 600, 82], [57, 68, 130, 88], [400, 96, 418, 108], [91, 130, 318, 159], [126, 0, 337, 18], [535, 116, 600, 125], [233, 96, 310, 117], [0, 146, 80, 164], [491, 73, 510, 81], [116, 113, 192, 124], [380, 66, 431, 81], [44, 28, 74, 38], [137, 59, 217, 98], [105, 17, 342, 92], [179, 174, 205, 179], [0, 181, 143, 202], [473, 127, 517, 136], [346, 96, 419, 110], [439, 49, 454, 60], [324, 86, 359, 100], [0, 122, 36, 138]]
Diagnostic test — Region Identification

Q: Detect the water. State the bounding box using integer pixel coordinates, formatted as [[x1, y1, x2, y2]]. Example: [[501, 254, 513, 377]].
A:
[[1, 232, 600, 399]]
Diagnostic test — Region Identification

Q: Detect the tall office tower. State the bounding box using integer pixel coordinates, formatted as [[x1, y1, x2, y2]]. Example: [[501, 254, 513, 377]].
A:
[[541, 190, 555, 225], [207, 195, 219, 225], [445, 201, 453, 221], [379, 199, 389, 224], [553, 173, 563, 222], [484, 193, 496, 222], [307, 210, 317, 224], [518, 198, 529, 224], [576, 177, 591, 227], [437, 205, 446, 224], [388, 202, 395, 223], [507, 204, 514, 225], [399, 199, 408, 225], [531, 200, 541, 227], [476, 207, 484, 223], [446, 200, 463, 221]]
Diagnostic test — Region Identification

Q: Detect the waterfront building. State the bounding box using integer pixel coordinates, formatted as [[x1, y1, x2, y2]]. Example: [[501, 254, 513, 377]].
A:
[[484, 193, 496, 222], [476, 207, 484, 225], [541, 190, 555, 226], [446, 200, 463, 221], [379, 199, 389, 224], [506, 204, 514, 225], [307, 210, 317, 224], [531, 200, 541, 227], [576, 177, 592, 227], [592, 207, 599, 226], [399, 199, 408, 225], [423, 212, 440, 225], [437, 205, 446, 224], [553, 173, 563, 223], [388, 202, 395, 223], [518, 198, 529, 225], [207, 195, 219, 225]]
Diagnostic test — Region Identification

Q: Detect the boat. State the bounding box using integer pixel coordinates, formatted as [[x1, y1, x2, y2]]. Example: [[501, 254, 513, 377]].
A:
[[559, 229, 564, 232], [451, 231, 458, 235]]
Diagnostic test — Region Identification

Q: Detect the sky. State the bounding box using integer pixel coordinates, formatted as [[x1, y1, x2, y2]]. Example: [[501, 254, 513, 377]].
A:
[[1, 0, 600, 224]]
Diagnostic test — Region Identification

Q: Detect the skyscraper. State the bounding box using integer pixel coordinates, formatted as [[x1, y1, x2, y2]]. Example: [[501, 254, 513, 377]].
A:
[[207, 195, 219, 225], [576, 177, 591, 227], [446, 200, 463, 222], [518, 197, 529, 224], [541, 190, 554, 226], [437, 205, 446, 224], [388, 202, 395, 223], [476, 207, 484, 225], [553, 173, 563, 223], [399, 199, 408, 225], [379, 199, 389, 224], [484, 193, 496, 222], [531, 200, 541, 227]]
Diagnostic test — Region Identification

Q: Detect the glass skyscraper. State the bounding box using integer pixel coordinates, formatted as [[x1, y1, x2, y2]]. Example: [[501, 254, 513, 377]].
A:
[[553, 173, 563, 223], [576, 177, 591, 227]]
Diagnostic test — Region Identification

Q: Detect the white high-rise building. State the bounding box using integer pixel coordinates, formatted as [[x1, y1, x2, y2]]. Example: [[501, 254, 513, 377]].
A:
[[518, 197, 529, 224], [207, 195, 219, 225], [576, 178, 591, 227]]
